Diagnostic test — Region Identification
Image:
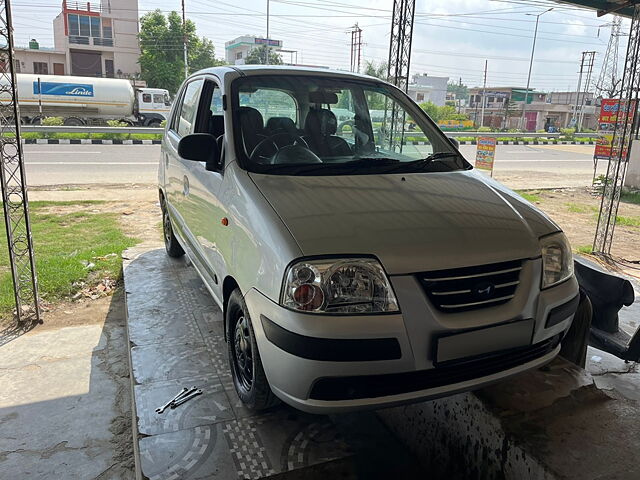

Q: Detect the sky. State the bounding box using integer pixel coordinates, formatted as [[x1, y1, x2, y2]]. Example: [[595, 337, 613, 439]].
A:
[[12, 0, 630, 92]]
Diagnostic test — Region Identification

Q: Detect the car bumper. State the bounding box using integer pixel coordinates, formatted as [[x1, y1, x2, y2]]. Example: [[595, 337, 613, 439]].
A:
[[243, 271, 579, 414]]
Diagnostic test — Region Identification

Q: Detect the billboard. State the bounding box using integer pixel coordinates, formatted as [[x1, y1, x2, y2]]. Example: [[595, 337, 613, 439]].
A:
[[32, 81, 94, 97], [595, 99, 636, 158]]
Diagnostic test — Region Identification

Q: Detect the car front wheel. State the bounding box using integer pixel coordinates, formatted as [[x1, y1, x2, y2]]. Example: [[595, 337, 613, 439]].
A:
[[226, 288, 279, 411]]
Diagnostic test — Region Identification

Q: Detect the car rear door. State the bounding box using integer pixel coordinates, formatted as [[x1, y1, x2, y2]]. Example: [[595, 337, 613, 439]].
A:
[[164, 77, 204, 248]]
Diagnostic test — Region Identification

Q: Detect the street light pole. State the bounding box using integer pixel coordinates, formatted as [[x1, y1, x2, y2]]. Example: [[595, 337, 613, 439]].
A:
[[182, 0, 188, 79], [265, 0, 270, 65], [520, 8, 553, 131]]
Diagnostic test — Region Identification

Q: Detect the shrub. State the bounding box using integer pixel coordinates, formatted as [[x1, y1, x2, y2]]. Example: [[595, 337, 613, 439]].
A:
[[560, 128, 576, 139], [106, 119, 129, 140], [42, 116, 64, 126], [477, 126, 492, 132]]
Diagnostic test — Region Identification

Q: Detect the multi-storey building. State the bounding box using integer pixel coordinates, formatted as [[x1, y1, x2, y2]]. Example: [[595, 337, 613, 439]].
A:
[[14, 0, 141, 79]]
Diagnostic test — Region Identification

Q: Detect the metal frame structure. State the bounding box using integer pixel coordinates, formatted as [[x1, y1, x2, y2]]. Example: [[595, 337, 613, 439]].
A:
[[593, 3, 640, 254], [0, 0, 40, 323], [573, 51, 596, 131], [386, 0, 416, 152]]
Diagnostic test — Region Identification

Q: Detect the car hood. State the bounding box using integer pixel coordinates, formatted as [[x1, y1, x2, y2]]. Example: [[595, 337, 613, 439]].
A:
[[249, 170, 560, 274]]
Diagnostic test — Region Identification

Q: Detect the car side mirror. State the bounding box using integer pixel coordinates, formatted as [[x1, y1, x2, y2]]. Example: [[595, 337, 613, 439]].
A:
[[447, 136, 460, 149], [178, 133, 220, 171]]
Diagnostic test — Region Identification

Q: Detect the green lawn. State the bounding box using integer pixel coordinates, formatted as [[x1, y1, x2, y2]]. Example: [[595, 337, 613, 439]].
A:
[[621, 190, 640, 205], [0, 201, 137, 314]]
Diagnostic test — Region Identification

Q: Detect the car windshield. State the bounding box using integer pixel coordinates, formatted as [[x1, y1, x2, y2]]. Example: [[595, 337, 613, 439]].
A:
[[231, 75, 470, 175]]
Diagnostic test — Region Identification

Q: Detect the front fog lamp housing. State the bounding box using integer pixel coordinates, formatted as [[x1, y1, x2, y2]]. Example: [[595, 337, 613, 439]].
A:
[[281, 258, 400, 314], [540, 232, 573, 289]]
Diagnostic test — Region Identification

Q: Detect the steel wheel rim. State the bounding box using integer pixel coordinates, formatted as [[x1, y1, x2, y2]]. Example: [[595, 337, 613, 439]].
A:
[[233, 315, 254, 392]]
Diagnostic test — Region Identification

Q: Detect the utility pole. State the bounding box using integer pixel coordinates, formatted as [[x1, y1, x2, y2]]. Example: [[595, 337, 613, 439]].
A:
[[181, 0, 188, 78], [572, 51, 595, 130], [265, 0, 270, 65], [578, 51, 596, 131], [521, 8, 553, 131], [480, 60, 487, 128], [350, 23, 363, 73]]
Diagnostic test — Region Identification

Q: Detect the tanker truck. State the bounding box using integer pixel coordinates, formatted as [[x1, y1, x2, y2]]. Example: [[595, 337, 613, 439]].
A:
[[0, 73, 171, 126]]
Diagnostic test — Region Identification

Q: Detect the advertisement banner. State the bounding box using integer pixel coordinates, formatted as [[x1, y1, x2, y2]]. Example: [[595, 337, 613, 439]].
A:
[[475, 137, 496, 174], [595, 99, 636, 158], [32, 81, 94, 97]]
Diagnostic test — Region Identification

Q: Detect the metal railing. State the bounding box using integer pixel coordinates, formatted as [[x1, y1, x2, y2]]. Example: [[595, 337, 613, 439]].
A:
[[16, 126, 596, 138], [19, 125, 164, 135]]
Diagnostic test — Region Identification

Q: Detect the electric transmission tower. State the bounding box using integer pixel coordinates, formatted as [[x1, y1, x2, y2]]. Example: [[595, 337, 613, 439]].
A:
[[595, 16, 623, 99], [0, 0, 40, 323], [594, 5, 640, 254], [350, 23, 362, 73], [386, 0, 416, 151]]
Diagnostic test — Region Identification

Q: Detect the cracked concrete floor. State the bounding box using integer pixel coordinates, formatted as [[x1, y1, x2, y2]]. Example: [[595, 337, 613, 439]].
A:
[[0, 292, 134, 479]]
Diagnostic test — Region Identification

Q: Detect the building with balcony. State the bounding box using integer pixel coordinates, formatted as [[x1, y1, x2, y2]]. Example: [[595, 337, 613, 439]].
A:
[[225, 35, 284, 64], [466, 87, 597, 131], [14, 0, 140, 79]]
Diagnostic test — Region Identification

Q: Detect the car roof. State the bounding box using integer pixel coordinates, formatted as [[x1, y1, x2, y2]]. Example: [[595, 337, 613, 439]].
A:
[[191, 64, 387, 84]]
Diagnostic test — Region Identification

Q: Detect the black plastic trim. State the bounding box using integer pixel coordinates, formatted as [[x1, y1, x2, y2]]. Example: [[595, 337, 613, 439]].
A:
[[309, 335, 561, 401], [545, 294, 580, 328], [260, 315, 401, 362]]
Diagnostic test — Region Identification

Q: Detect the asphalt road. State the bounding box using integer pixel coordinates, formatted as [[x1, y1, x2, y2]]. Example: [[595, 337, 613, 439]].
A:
[[22, 143, 600, 189]]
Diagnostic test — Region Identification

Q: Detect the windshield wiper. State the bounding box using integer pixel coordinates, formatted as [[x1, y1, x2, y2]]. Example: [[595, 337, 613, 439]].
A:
[[386, 152, 461, 172]]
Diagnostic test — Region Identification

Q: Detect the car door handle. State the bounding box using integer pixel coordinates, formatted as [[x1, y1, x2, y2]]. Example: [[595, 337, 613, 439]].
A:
[[183, 175, 190, 196]]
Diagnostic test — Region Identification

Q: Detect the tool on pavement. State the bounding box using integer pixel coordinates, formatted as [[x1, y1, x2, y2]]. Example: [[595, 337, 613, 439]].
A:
[[155, 386, 198, 414], [170, 389, 203, 408]]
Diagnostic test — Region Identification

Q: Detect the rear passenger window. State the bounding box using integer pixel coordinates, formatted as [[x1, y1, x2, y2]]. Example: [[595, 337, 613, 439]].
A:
[[177, 79, 204, 137], [239, 89, 297, 124]]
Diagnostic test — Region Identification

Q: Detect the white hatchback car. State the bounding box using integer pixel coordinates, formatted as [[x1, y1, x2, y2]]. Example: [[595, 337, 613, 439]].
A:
[[159, 65, 579, 413]]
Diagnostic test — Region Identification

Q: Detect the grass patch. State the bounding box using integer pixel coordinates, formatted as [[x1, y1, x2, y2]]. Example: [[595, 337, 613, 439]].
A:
[[515, 190, 541, 203], [575, 245, 593, 254], [0, 201, 137, 314], [621, 190, 640, 205], [616, 215, 640, 227], [566, 203, 598, 214]]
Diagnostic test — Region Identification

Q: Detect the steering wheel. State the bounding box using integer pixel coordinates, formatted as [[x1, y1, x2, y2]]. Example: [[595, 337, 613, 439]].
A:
[[250, 132, 309, 163]]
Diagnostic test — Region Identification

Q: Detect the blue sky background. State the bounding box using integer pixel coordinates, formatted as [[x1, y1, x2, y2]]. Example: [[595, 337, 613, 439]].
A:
[[12, 0, 629, 92]]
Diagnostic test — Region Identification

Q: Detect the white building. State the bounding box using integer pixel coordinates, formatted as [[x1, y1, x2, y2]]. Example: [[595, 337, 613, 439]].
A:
[[225, 35, 283, 64], [13, 0, 140, 79], [407, 74, 449, 106]]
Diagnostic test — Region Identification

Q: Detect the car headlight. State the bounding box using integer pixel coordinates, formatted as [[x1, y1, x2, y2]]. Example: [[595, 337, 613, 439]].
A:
[[540, 232, 574, 289], [281, 258, 400, 314]]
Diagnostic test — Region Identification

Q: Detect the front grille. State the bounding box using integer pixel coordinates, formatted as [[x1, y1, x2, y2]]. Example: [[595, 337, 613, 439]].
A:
[[309, 335, 560, 401], [418, 259, 523, 313]]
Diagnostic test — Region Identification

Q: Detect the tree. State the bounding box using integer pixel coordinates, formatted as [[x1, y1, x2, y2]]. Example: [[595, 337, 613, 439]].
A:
[[419, 101, 470, 122], [419, 101, 440, 121], [363, 60, 388, 80], [503, 98, 517, 129], [139, 10, 225, 94], [447, 80, 469, 101], [244, 45, 283, 65]]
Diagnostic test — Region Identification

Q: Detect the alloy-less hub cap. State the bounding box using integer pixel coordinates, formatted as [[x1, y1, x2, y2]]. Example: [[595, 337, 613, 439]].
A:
[[233, 316, 253, 391]]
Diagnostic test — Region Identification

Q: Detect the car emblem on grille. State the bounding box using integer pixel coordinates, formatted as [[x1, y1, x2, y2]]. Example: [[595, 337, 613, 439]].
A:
[[474, 282, 495, 298]]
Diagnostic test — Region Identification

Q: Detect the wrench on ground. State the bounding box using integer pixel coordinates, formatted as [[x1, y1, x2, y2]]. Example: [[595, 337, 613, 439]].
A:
[[155, 386, 197, 414], [170, 389, 203, 408]]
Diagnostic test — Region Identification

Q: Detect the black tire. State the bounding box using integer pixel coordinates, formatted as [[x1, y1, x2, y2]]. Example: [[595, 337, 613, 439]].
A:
[[148, 119, 162, 128], [160, 195, 184, 258], [63, 117, 85, 126], [226, 288, 279, 411]]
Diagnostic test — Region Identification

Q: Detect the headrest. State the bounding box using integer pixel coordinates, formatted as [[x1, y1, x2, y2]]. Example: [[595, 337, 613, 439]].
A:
[[305, 108, 337, 136], [238, 106, 264, 132], [209, 115, 224, 136], [266, 116, 296, 133]]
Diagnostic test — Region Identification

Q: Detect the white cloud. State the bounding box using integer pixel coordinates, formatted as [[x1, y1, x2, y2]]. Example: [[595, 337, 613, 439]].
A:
[[565, 20, 587, 36]]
